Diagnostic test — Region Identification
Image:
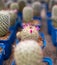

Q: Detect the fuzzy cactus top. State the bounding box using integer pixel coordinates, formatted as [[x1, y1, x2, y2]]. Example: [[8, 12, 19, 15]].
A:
[[16, 25, 39, 41], [32, 1, 42, 16], [0, 11, 10, 36], [52, 5, 57, 19], [14, 40, 43, 65], [10, 2, 19, 10], [23, 6, 33, 23]]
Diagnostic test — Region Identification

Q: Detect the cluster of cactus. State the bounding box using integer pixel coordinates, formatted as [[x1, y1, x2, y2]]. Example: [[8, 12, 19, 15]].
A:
[[17, 0, 27, 12], [16, 25, 39, 41], [14, 40, 43, 65], [10, 2, 19, 10], [32, 1, 42, 16], [0, 11, 10, 36], [23, 6, 33, 23], [52, 5, 57, 28]]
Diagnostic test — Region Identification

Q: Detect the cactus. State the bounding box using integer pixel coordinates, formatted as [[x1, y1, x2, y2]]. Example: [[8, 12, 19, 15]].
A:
[[23, 6, 33, 23], [8, 10, 17, 26], [32, 1, 42, 16], [10, 2, 19, 10], [17, 0, 27, 12], [16, 25, 39, 41], [14, 40, 43, 65], [0, 0, 5, 10], [52, 5, 57, 28], [0, 11, 10, 37]]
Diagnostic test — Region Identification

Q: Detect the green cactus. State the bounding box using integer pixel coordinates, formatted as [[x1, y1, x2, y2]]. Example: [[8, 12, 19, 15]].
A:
[[0, 11, 10, 36], [52, 5, 57, 28], [16, 25, 39, 41], [10, 2, 19, 10], [32, 1, 42, 16], [14, 40, 43, 65], [23, 6, 33, 23]]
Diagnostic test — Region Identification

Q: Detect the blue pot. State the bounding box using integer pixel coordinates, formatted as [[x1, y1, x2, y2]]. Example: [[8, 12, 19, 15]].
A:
[[51, 26, 57, 47]]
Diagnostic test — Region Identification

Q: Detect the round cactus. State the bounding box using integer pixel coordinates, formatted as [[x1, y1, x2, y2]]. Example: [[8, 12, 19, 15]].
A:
[[14, 40, 43, 65], [10, 2, 19, 10], [32, 1, 42, 16], [23, 6, 33, 23], [17, 0, 27, 12], [52, 5, 57, 28], [0, 11, 10, 37], [16, 25, 39, 41]]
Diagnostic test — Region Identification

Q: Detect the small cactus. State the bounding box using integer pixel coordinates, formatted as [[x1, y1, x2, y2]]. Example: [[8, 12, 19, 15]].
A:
[[0, 11, 10, 36], [14, 40, 43, 65], [17, 0, 27, 12], [32, 1, 42, 16], [23, 6, 33, 23], [16, 25, 39, 41], [10, 2, 19, 10], [52, 5, 57, 28]]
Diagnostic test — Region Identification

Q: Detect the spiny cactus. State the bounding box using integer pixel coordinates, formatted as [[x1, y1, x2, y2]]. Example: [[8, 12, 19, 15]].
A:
[[0, 11, 10, 37], [16, 25, 39, 41], [17, 0, 27, 12], [23, 6, 33, 23], [32, 1, 42, 16], [14, 40, 43, 65], [10, 2, 19, 10], [52, 5, 57, 28]]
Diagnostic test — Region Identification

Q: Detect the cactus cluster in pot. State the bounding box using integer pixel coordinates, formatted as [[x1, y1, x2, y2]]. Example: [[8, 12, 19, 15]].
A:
[[10, 2, 19, 10], [23, 6, 33, 23], [17, 0, 27, 12], [52, 5, 57, 28], [32, 1, 42, 16], [14, 40, 43, 65], [16, 25, 39, 41], [0, 11, 10, 37]]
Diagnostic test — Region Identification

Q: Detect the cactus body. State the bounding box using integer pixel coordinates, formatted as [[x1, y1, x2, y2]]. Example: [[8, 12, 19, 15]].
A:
[[23, 6, 33, 23], [16, 25, 39, 41], [10, 2, 19, 10], [0, 11, 10, 36], [52, 5, 57, 28], [32, 1, 42, 16], [14, 40, 43, 65]]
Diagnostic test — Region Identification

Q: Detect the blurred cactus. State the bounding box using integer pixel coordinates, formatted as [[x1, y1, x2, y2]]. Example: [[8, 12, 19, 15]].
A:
[[10, 2, 19, 10], [52, 5, 57, 28], [32, 1, 42, 16], [0, 0, 5, 10], [17, 0, 27, 12], [23, 6, 33, 23], [14, 40, 43, 65]]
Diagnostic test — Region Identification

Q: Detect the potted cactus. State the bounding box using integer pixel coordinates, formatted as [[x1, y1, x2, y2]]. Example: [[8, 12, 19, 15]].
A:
[[16, 25, 44, 47]]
